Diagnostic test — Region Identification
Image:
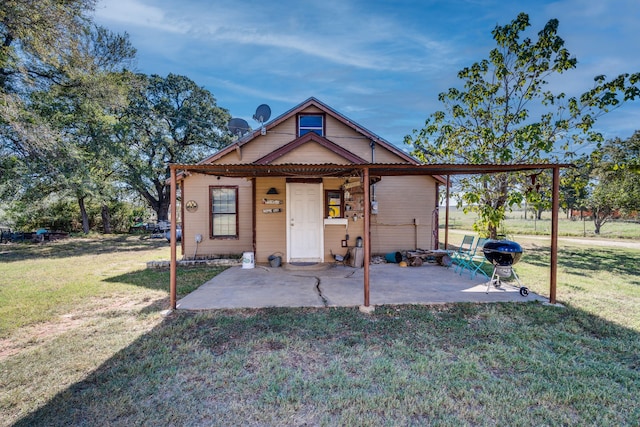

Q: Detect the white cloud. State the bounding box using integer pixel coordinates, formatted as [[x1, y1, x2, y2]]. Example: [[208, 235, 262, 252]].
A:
[[94, 0, 189, 34], [92, 0, 640, 145], [101, 0, 456, 73]]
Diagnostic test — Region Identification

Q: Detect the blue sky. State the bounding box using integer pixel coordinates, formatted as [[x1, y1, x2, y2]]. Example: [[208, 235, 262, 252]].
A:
[[94, 0, 640, 152]]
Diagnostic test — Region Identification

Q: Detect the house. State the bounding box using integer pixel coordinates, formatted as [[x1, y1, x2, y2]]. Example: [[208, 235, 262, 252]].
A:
[[175, 97, 443, 265], [169, 98, 569, 309]]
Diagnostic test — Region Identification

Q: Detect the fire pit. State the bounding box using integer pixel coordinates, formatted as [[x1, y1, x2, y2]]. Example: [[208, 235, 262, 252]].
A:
[[482, 239, 528, 296]]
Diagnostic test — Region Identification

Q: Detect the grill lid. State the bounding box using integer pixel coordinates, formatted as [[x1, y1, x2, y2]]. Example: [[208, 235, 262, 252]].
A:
[[482, 239, 523, 266]]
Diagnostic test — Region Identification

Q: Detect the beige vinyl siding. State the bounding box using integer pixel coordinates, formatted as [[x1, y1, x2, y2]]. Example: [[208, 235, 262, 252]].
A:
[[181, 174, 254, 259], [255, 177, 286, 263], [324, 218, 364, 261], [323, 178, 364, 261], [211, 106, 412, 166], [370, 175, 438, 254], [323, 115, 408, 163], [255, 177, 368, 263], [273, 142, 349, 164], [184, 102, 438, 263], [216, 117, 298, 164]]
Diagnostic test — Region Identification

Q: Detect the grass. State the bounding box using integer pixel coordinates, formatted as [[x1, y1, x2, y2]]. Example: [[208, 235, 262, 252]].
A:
[[444, 206, 640, 239], [0, 235, 224, 337], [7, 305, 640, 426], [1, 234, 640, 425]]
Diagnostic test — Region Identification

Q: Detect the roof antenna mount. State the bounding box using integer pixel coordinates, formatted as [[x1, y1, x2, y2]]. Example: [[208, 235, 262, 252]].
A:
[[253, 104, 271, 135]]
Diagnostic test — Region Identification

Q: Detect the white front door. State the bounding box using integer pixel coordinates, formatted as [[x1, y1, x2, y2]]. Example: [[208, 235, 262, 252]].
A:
[[287, 182, 323, 262]]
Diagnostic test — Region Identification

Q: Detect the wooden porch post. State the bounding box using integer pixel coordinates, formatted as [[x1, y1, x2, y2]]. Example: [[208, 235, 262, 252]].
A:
[[170, 166, 177, 310], [550, 166, 559, 304], [445, 175, 450, 250], [363, 167, 371, 307]]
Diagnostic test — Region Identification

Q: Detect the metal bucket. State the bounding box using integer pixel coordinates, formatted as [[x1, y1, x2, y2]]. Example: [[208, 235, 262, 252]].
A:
[[268, 253, 282, 268]]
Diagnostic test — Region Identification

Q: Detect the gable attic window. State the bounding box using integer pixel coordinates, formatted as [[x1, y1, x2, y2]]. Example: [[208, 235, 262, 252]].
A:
[[298, 114, 324, 137], [210, 186, 238, 239]]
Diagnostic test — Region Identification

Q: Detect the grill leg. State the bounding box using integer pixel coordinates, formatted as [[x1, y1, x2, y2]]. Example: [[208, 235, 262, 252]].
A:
[[487, 266, 526, 295], [486, 266, 501, 293], [511, 268, 523, 287]]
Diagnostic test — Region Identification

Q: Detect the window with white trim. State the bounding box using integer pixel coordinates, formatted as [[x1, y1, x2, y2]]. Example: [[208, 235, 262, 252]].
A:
[[298, 114, 324, 136]]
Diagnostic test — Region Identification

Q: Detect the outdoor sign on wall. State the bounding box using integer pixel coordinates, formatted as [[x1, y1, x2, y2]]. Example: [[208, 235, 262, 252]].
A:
[[185, 200, 198, 212]]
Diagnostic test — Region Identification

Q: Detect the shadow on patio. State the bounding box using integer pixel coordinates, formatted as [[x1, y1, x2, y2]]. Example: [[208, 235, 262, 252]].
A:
[[177, 263, 546, 310]]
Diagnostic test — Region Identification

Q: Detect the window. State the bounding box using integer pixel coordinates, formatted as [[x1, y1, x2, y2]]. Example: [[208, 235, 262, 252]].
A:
[[326, 190, 343, 218], [298, 114, 324, 136], [210, 186, 238, 238]]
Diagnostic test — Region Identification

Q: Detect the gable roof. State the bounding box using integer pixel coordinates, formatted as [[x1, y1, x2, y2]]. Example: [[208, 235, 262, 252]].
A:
[[199, 97, 419, 165], [253, 131, 368, 165]]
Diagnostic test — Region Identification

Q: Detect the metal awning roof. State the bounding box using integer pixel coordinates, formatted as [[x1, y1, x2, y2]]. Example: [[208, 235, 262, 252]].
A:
[[168, 161, 570, 311], [171, 162, 573, 178]]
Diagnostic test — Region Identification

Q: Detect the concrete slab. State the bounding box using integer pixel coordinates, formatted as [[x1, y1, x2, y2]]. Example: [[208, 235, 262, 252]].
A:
[[176, 263, 547, 310]]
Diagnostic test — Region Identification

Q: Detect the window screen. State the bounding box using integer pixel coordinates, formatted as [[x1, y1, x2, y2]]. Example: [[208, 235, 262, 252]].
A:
[[210, 187, 238, 238]]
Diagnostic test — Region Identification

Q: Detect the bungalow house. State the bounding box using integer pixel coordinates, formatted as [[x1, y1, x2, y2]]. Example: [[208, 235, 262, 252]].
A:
[[175, 97, 443, 265], [169, 98, 567, 310]]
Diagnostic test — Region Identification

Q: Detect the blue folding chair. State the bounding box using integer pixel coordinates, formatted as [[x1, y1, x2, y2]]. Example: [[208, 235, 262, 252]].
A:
[[449, 235, 475, 269], [455, 237, 485, 274], [457, 238, 490, 279]]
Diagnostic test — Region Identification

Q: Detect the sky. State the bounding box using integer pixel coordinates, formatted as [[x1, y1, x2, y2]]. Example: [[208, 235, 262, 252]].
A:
[[93, 0, 640, 152]]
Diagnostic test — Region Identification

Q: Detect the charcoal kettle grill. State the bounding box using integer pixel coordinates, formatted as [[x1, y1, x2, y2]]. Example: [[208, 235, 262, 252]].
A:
[[482, 239, 528, 296]]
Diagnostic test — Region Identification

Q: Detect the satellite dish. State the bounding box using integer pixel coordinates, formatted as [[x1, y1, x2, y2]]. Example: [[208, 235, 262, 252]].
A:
[[253, 104, 271, 124], [228, 118, 250, 137]]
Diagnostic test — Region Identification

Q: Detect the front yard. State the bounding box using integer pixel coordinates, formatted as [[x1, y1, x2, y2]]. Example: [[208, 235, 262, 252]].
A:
[[1, 235, 639, 425]]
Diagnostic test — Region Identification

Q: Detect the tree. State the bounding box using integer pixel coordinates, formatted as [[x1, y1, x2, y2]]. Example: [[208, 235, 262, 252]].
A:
[[4, 25, 135, 233], [116, 73, 232, 221], [405, 13, 640, 238], [1, 0, 95, 163], [524, 170, 552, 221], [1, 0, 94, 93], [588, 131, 640, 234], [1, 0, 95, 209], [559, 154, 591, 219]]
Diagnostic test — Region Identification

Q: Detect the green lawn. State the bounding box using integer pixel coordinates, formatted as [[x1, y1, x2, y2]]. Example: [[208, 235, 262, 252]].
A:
[[443, 206, 640, 239], [0, 235, 220, 337], [1, 234, 639, 426]]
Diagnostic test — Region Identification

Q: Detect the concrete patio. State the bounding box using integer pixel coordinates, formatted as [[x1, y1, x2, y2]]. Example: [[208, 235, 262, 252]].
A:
[[177, 262, 547, 310]]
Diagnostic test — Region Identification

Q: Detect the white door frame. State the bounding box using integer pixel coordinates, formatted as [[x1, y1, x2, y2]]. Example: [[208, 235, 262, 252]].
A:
[[286, 182, 324, 262]]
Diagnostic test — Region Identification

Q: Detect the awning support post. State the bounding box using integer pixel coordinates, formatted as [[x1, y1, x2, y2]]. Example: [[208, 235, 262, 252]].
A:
[[363, 167, 371, 307], [445, 175, 450, 250], [550, 166, 559, 304], [170, 166, 177, 310]]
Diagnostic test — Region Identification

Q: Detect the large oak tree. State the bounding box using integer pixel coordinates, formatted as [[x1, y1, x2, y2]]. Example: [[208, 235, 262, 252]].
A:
[[2, 0, 96, 192], [116, 73, 232, 222], [1, 0, 136, 233]]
